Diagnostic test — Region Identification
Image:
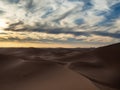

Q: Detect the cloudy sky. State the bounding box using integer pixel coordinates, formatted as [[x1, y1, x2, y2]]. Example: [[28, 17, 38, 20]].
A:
[[0, 0, 120, 47]]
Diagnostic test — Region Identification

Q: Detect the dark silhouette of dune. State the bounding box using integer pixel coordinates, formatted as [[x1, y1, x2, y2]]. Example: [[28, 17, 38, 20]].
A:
[[69, 43, 120, 90], [0, 43, 120, 90]]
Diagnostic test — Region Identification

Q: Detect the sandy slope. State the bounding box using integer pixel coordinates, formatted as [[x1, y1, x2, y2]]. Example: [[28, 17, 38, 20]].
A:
[[69, 43, 120, 90], [0, 54, 97, 90], [0, 43, 120, 90]]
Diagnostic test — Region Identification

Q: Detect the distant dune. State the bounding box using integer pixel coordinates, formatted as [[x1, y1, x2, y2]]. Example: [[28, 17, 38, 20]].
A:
[[0, 43, 120, 90]]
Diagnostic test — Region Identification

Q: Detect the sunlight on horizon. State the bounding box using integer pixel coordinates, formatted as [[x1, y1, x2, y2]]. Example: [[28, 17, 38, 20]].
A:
[[0, 42, 75, 48], [0, 41, 100, 48]]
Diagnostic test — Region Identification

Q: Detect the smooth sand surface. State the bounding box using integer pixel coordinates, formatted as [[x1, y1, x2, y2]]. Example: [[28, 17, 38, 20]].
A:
[[69, 43, 120, 90], [0, 43, 120, 90], [0, 56, 98, 90]]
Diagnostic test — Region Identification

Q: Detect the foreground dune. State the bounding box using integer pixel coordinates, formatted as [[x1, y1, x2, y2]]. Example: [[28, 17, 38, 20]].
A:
[[0, 43, 120, 90], [69, 43, 120, 90]]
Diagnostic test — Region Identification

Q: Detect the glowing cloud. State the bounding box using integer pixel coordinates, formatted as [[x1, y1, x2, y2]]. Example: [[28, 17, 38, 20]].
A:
[[0, 0, 119, 47]]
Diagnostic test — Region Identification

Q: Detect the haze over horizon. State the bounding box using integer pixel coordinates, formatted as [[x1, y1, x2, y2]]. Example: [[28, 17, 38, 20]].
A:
[[0, 0, 120, 47]]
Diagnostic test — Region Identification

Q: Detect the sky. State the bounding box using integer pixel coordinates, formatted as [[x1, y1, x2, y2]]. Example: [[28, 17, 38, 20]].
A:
[[0, 0, 120, 47]]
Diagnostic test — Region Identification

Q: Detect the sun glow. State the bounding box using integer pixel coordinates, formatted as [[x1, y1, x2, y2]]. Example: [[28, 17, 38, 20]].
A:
[[0, 29, 4, 33], [0, 19, 8, 27], [0, 19, 9, 33]]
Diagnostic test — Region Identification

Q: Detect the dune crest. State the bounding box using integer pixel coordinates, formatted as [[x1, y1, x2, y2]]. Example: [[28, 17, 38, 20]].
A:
[[69, 43, 120, 90]]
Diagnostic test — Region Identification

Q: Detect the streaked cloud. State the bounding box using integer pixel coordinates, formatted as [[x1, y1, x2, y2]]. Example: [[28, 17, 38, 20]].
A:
[[0, 0, 119, 47]]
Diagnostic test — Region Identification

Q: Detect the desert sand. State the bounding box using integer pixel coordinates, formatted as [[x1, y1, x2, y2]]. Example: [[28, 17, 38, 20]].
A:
[[0, 43, 120, 90]]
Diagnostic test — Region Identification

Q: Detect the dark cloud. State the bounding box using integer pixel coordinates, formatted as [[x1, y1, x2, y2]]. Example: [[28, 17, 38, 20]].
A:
[[7, 0, 20, 4], [5, 21, 120, 40], [81, 0, 93, 11], [5, 21, 25, 31], [0, 10, 5, 15], [5, 22, 89, 36], [25, 0, 36, 12], [38, 28, 89, 36], [68, 0, 93, 11], [93, 31, 120, 39], [41, 8, 54, 18], [74, 18, 84, 25]]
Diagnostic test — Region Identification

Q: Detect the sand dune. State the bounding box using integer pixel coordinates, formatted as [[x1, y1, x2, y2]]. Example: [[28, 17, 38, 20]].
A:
[[0, 43, 120, 90], [0, 48, 98, 90], [69, 43, 120, 90]]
